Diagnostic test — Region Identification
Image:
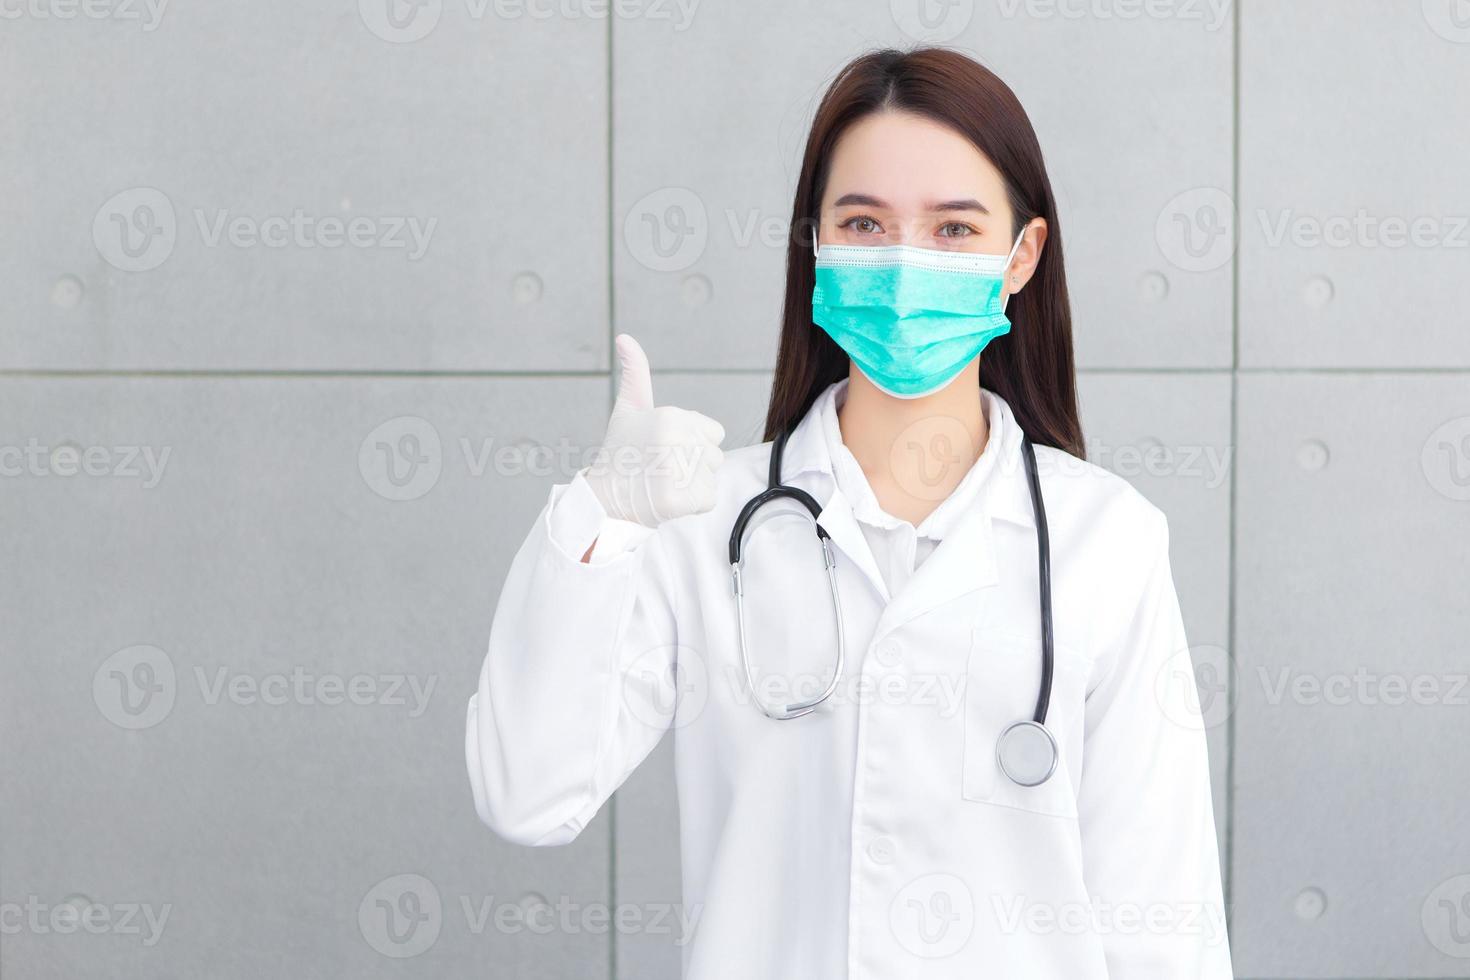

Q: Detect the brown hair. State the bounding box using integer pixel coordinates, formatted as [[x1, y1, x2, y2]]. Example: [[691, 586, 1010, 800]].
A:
[[763, 47, 1084, 459]]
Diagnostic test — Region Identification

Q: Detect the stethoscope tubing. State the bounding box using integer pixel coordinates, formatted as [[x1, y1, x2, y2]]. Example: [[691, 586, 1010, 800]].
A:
[[1020, 437, 1054, 726], [730, 420, 1055, 749]]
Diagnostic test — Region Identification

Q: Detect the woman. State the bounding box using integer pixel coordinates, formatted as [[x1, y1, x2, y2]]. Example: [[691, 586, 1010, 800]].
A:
[[467, 48, 1232, 978]]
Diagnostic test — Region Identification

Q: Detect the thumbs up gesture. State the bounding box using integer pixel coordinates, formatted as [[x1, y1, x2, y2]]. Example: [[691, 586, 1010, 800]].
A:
[[582, 334, 726, 527]]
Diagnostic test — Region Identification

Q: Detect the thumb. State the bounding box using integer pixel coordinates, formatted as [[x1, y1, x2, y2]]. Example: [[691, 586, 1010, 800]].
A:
[[613, 333, 655, 412]]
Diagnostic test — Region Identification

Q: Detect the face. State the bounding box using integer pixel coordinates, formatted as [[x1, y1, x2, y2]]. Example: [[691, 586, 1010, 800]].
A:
[[817, 109, 1046, 295]]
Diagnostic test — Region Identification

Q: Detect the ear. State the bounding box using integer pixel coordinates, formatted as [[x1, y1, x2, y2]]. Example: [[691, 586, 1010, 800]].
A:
[[1002, 218, 1048, 300]]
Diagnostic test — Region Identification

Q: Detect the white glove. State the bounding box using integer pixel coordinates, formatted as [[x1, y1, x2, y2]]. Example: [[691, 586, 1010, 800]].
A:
[[583, 334, 726, 527]]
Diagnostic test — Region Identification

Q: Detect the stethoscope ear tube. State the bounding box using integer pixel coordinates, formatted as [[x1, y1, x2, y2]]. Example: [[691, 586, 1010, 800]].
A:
[[730, 426, 846, 720]]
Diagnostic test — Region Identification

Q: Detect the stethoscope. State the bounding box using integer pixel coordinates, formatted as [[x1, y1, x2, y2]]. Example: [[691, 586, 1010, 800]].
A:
[[728, 423, 1059, 788]]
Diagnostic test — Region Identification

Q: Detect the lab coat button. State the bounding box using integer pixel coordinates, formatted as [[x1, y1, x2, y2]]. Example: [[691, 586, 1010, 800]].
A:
[[867, 836, 895, 865], [875, 639, 902, 667]]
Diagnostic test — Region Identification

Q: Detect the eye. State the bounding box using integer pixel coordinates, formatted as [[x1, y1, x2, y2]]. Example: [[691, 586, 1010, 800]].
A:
[[937, 221, 975, 239], [839, 215, 884, 236]]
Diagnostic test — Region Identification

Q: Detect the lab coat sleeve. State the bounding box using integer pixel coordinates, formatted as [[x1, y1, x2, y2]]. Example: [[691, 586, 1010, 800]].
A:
[[1075, 511, 1233, 977], [465, 470, 678, 847], [546, 468, 656, 564]]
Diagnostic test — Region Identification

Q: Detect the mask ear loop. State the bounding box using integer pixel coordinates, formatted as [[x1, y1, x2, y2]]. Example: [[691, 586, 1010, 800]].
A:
[[1000, 226, 1028, 313]]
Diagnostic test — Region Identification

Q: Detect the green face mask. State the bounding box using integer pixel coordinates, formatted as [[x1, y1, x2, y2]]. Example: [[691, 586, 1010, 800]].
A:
[[810, 230, 1026, 399]]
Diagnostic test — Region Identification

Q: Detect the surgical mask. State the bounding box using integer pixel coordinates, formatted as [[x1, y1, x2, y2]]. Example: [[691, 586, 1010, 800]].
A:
[[810, 229, 1026, 399]]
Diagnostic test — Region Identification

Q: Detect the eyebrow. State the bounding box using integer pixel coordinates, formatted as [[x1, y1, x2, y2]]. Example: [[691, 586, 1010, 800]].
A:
[[831, 193, 990, 215]]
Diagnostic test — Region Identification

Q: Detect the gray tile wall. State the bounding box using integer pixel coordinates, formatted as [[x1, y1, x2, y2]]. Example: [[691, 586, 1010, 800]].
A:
[[4, 1, 1467, 977]]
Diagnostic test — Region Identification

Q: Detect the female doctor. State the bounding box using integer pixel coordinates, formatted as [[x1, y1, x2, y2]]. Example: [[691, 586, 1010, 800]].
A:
[[467, 48, 1232, 979]]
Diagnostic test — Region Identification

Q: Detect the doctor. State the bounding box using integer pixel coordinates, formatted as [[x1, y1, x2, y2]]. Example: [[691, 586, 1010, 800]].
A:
[[467, 47, 1232, 978]]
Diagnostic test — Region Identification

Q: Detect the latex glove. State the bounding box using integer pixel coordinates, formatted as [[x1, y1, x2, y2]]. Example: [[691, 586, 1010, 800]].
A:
[[583, 334, 726, 527]]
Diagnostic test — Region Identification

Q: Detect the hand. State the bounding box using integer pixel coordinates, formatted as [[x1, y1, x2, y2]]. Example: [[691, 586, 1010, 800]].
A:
[[582, 334, 726, 527]]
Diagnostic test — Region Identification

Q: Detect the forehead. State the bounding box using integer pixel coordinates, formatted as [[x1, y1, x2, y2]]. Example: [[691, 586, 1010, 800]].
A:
[[822, 110, 1006, 211]]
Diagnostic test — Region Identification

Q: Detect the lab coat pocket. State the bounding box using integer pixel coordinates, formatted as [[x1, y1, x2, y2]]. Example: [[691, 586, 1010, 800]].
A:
[[961, 628, 1085, 819]]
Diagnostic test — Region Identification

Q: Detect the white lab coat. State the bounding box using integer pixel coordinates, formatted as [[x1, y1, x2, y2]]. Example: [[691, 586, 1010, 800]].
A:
[[466, 384, 1233, 979]]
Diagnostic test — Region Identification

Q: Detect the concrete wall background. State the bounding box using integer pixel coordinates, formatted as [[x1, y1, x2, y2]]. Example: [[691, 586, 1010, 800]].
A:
[[3, 0, 1468, 977]]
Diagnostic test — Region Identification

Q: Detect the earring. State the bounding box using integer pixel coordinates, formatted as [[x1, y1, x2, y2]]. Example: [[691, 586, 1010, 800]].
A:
[[1011, 276, 1019, 284]]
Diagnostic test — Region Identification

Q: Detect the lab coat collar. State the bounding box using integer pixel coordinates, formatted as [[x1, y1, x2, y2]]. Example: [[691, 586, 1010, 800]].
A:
[[777, 379, 1040, 624], [778, 379, 1038, 532]]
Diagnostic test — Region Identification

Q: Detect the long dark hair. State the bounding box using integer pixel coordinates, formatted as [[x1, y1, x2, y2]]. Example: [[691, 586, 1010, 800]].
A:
[[764, 47, 1084, 459]]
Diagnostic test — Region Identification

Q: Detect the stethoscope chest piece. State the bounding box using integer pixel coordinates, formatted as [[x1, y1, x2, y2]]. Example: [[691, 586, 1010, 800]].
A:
[[996, 719, 1058, 787]]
